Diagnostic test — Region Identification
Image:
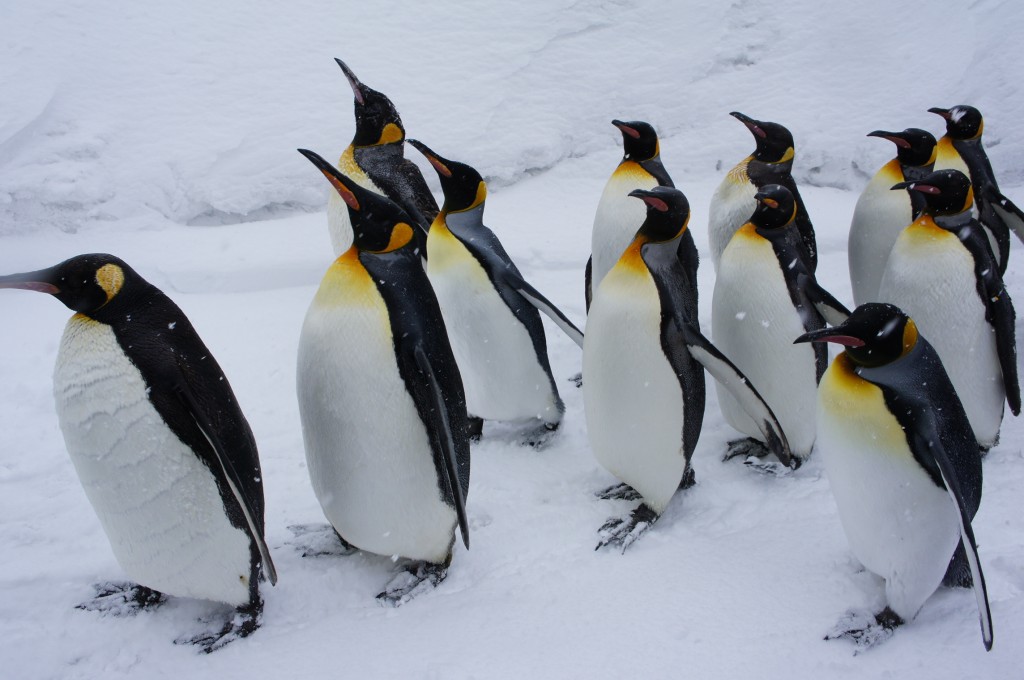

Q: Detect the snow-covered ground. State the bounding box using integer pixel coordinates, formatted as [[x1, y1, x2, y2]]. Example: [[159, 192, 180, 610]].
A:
[[2, 1, 1023, 678]]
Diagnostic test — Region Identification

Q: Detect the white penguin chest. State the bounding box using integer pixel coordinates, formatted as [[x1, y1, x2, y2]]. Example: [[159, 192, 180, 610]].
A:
[[848, 160, 913, 306], [708, 163, 757, 269], [591, 162, 658, 289], [583, 257, 686, 514], [53, 316, 252, 606], [326, 146, 385, 256]]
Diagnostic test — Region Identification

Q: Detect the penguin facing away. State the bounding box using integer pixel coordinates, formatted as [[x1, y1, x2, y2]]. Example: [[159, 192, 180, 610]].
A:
[[708, 112, 816, 272], [409, 139, 584, 445], [297, 149, 470, 605], [587, 120, 699, 313], [0, 255, 276, 653], [584, 185, 791, 551], [713, 184, 850, 464], [848, 128, 937, 306], [796, 303, 992, 652], [326, 58, 437, 256], [930, 104, 1024, 274], [879, 169, 1019, 452]]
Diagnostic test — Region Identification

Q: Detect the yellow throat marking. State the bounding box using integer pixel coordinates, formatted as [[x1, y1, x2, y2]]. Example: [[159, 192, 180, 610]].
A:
[[315, 248, 378, 307]]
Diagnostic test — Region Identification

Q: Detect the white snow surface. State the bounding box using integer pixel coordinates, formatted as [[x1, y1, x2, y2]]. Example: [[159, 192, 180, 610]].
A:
[[2, 1, 1024, 678]]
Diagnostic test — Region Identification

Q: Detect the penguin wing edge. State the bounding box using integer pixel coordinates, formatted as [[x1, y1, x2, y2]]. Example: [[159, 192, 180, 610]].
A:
[[507, 273, 585, 349], [989, 189, 1024, 246], [799, 274, 851, 326]]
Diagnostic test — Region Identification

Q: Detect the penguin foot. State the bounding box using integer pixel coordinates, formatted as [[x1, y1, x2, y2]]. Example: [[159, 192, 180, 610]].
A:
[[175, 601, 263, 654], [286, 523, 358, 558], [376, 561, 448, 607], [521, 421, 560, 449], [595, 504, 659, 553], [595, 482, 642, 501], [568, 372, 583, 388], [724, 438, 796, 474], [825, 607, 903, 653], [466, 416, 484, 442], [75, 581, 167, 616]]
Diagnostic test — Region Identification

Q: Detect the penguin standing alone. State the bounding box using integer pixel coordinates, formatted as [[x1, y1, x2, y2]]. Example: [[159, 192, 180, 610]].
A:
[[797, 304, 992, 651], [848, 128, 936, 305], [297, 149, 470, 605], [410, 139, 584, 444], [0, 255, 276, 652], [708, 112, 816, 271], [713, 184, 849, 464], [584, 185, 791, 550]]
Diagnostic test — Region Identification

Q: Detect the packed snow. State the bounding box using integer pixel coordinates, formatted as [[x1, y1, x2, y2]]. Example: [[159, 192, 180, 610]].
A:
[[2, 1, 1023, 678]]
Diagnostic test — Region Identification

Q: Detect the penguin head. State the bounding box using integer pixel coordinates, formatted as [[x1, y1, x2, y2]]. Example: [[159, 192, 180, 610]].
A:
[[928, 105, 984, 140], [0, 253, 139, 316], [867, 128, 937, 167], [408, 139, 486, 214], [891, 169, 974, 217], [795, 302, 919, 368], [731, 112, 794, 164], [628, 186, 691, 243], [750, 184, 797, 232], [611, 120, 659, 162], [336, 58, 406, 148], [298, 148, 419, 254]]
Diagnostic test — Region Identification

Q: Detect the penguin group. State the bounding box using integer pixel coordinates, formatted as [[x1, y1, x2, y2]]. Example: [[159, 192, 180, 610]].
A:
[[0, 52, 1018, 658]]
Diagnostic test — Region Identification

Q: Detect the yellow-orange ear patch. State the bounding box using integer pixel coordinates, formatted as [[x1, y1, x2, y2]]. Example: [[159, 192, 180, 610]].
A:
[[372, 222, 415, 254], [778, 147, 795, 163], [901, 318, 919, 356], [95, 264, 125, 302], [377, 123, 404, 145]]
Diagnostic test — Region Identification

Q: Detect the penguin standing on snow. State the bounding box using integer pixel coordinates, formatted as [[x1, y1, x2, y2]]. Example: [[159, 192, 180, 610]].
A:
[[848, 128, 936, 305], [586, 120, 699, 312], [584, 185, 791, 551], [326, 58, 437, 255], [0, 255, 277, 652], [297, 149, 469, 605], [708, 112, 816, 271], [879, 169, 1019, 452], [713, 185, 849, 464], [409, 139, 584, 444], [796, 303, 992, 652], [929, 104, 1024, 273]]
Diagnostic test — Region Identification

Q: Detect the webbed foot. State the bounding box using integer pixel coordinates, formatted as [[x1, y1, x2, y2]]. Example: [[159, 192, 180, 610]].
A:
[[825, 607, 903, 653], [175, 600, 263, 654], [724, 438, 797, 474], [595, 482, 642, 501], [376, 561, 448, 607], [286, 523, 358, 558], [466, 416, 484, 442], [75, 581, 166, 616], [595, 504, 659, 553], [568, 372, 583, 388], [521, 421, 560, 449]]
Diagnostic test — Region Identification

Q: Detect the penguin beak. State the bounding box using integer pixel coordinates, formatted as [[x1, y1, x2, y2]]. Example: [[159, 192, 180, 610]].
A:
[[867, 130, 911, 149], [628, 189, 669, 212], [928, 107, 952, 121], [335, 58, 366, 106], [0, 268, 61, 295], [730, 111, 766, 139], [891, 181, 940, 195], [611, 120, 640, 139], [753, 191, 779, 208], [297, 148, 362, 211], [794, 327, 865, 347], [408, 139, 453, 178]]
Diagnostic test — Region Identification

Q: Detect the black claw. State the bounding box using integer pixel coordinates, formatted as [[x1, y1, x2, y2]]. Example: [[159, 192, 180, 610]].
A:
[[376, 561, 449, 607], [175, 600, 263, 654], [595, 504, 659, 552], [595, 482, 642, 501], [75, 582, 167, 616]]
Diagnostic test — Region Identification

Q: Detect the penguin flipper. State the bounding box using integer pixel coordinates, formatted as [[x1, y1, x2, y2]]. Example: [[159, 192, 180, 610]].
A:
[[505, 272, 584, 349], [584, 256, 593, 313], [413, 344, 470, 550], [672, 320, 793, 467], [976, 251, 1020, 415], [799, 274, 851, 326], [989, 188, 1024, 246], [171, 382, 278, 586]]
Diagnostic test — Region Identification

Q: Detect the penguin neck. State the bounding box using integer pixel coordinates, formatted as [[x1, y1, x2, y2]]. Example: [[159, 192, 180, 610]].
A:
[[442, 202, 485, 239], [933, 208, 974, 231], [746, 157, 792, 185], [899, 161, 935, 183]]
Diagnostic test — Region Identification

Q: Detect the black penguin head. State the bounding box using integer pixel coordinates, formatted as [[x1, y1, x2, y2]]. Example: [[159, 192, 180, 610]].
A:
[[795, 303, 919, 368], [408, 139, 486, 214], [298, 148, 419, 253], [629, 186, 691, 243], [611, 120, 659, 161], [731, 112, 795, 164], [336, 58, 406, 148], [750, 184, 797, 232], [0, 253, 139, 316], [867, 128, 937, 167], [891, 169, 974, 217], [928, 105, 984, 140]]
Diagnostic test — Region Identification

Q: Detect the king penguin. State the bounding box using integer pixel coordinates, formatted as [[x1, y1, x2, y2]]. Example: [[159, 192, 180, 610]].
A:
[[297, 149, 470, 605], [796, 303, 992, 652], [930, 104, 1024, 273], [583, 185, 791, 551], [708, 112, 816, 271], [409, 139, 585, 444], [713, 184, 850, 464], [326, 58, 437, 256], [0, 255, 277, 652], [878, 169, 1019, 452], [848, 128, 937, 305], [586, 120, 699, 312]]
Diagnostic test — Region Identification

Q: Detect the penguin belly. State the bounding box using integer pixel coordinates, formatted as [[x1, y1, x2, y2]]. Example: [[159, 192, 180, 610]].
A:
[[708, 162, 757, 269], [428, 229, 560, 424], [878, 224, 1003, 447], [53, 316, 252, 607], [583, 265, 686, 514], [849, 160, 912, 306], [297, 258, 457, 563], [712, 232, 818, 458], [326, 146, 385, 256], [591, 162, 658, 291], [817, 358, 959, 620]]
